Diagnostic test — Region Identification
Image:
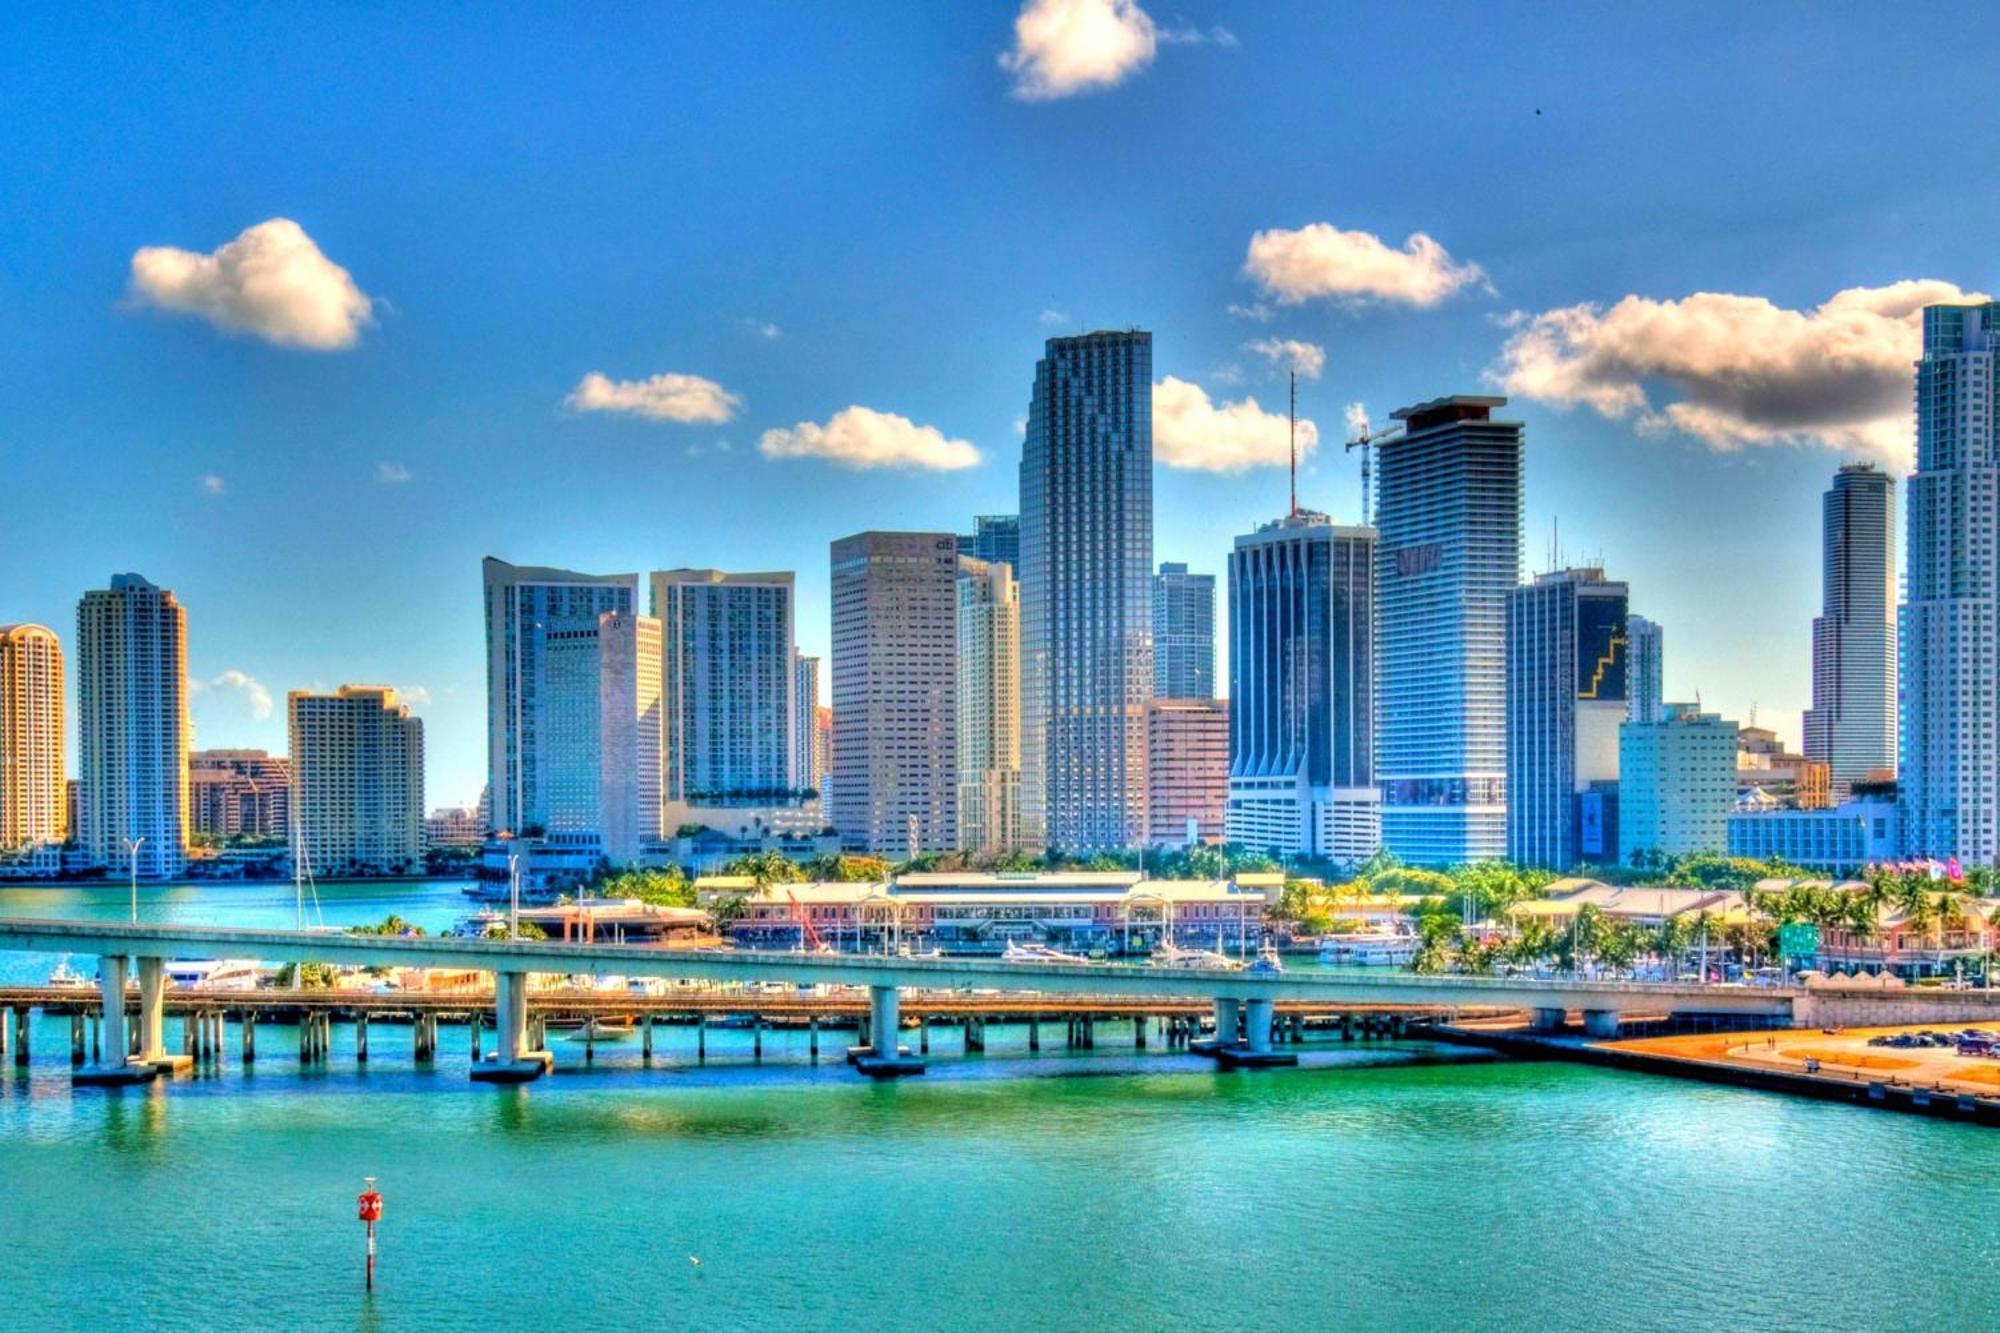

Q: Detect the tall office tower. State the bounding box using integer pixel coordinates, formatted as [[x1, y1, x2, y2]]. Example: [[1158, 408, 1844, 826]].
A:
[[1147, 697, 1229, 847], [956, 558, 1021, 855], [958, 514, 1021, 571], [188, 749, 290, 840], [76, 574, 189, 879], [0, 624, 66, 849], [649, 570, 795, 803], [482, 557, 637, 836], [1505, 568, 1629, 870], [1904, 301, 2000, 861], [792, 654, 823, 796], [541, 611, 663, 862], [830, 532, 959, 855], [1375, 396, 1523, 865], [1803, 463, 1897, 799], [1626, 615, 1664, 725], [288, 686, 425, 876], [1618, 703, 1738, 861], [1019, 329, 1153, 853], [1224, 512, 1379, 862], [1152, 561, 1216, 700]]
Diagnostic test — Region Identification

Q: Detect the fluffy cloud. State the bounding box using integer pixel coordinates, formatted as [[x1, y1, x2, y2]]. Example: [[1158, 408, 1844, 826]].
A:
[[1152, 376, 1318, 473], [565, 371, 740, 424], [1000, 0, 1157, 100], [374, 461, 413, 484], [129, 218, 373, 349], [1244, 338, 1326, 379], [740, 318, 782, 340], [1245, 223, 1488, 307], [197, 669, 273, 720], [759, 406, 981, 470], [1344, 401, 1371, 436], [198, 473, 226, 496], [1491, 279, 1990, 468]]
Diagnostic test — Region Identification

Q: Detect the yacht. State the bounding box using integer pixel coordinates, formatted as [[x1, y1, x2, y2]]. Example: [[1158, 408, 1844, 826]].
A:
[[1151, 943, 1246, 971], [1002, 940, 1091, 965], [46, 959, 91, 990], [163, 959, 269, 991], [1248, 941, 1286, 975], [564, 1016, 635, 1043], [1317, 933, 1419, 968]]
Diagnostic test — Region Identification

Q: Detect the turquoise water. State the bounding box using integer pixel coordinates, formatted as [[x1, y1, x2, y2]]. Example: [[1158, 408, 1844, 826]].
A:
[[0, 882, 1994, 1330]]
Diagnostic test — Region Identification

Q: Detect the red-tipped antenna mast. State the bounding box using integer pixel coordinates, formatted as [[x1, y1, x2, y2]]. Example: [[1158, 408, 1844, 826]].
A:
[[1288, 370, 1298, 517]]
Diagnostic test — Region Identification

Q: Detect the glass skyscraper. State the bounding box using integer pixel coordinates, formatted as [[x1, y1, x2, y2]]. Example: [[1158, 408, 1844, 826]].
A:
[[957, 515, 1020, 572], [1152, 561, 1216, 699], [1626, 614, 1664, 725], [1019, 330, 1153, 853], [650, 569, 796, 804], [1505, 568, 1627, 870], [1375, 396, 1523, 865], [1803, 463, 1896, 798]]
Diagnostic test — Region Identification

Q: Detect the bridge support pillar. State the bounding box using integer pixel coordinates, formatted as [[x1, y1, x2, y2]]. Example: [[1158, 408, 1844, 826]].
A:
[[133, 957, 188, 1074], [1244, 999, 1275, 1054], [1582, 1010, 1622, 1039], [1530, 1007, 1568, 1032], [74, 955, 153, 1087], [1212, 997, 1241, 1046], [12, 1005, 27, 1066], [243, 1012, 256, 1063], [854, 985, 922, 1078], [471, 970, 548, 1084]]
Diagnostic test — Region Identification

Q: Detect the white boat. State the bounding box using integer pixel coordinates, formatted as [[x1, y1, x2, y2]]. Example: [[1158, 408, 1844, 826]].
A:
[[1249, 941, 1286, 974], [564, 1017, 635, 1043], [164, 958, 269, 991], [47, 959, 91, 990], [1317, 933, 1419, 967], [1002, 940, 1091, 965], [1151, 943, 1245, 971]]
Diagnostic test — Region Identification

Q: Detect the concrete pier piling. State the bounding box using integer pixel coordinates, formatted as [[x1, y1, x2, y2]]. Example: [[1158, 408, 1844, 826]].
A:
[[356, 1013, 369, 1063], [853, 984, 923, 1078], [644, 1014, 655, 1062], [1135, 1016, 1146, 1050], [919, 1017, 929, 1055], [243, 1013, 256, 1063], [1028, 1019, 1040, 1052], [807, 1016, 818, 1062], [15, 1006, 28, 1066], [752, 1020, 762, 1062], [468, 1013, 481, 1063], [697, 1019, 707, 1063], [71, 1013, 84, 1066]]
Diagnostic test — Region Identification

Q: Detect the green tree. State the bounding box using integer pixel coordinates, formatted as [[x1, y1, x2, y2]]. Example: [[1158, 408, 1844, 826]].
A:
[[720, 850, 805, 889]]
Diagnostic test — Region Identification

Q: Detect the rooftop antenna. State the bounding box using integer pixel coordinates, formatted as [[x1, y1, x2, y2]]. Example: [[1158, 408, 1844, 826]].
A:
[[1288, 370, 1298, 518]]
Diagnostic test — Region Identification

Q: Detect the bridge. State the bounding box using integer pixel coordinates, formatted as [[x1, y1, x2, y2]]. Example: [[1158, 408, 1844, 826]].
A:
[[0, 918, 1806, 1084]]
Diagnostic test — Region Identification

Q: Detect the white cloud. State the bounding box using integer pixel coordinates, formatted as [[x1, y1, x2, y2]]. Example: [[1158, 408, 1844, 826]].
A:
[[1344, 401, 1371, 437], [1227, 301, 1274, 323], [759, 406, 981, 471], [1491, 279, 1991, 469], [204, 669, 273, 720], [396, 685, 433, 707], [1245, 223, 1489, 307], [1152, 376, 1318, 473], [198, 473, 226, 496], [740, 318, 782, 340], [1158, 23, 1237, 46], [1001, 0, 1157, 100], [374, 461, 412, 484], [128, 218, 373, 350], [1244, 338, 1326, 379], [565, 371, 740, 424], [1039, 307, 1070, 327]]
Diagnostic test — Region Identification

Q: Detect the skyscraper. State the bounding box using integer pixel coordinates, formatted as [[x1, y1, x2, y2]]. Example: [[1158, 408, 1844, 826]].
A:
[[189, 750, 290, 840], [1803, 463, 1896, 798], [830, 532, 959, 855], [1224, 512, 1378, 862], [482, 557, 637, 836], [1375, 396, 1523, 865], [1618, 704, 1738, 861], [1626, 615, 1664, 725], [1904, 301, 2000, 861], [1505, 568, 1628, 870], [76, 574, 188, 879], [288, 686, 425, 877], [1152, 562, 1216, 700], [1020, 330, 1153, 853], [792, 654, 823, 797], [1147, 697, 1229, 847], [650, 569, 795, 803], [0, 624, 65, 850], [957, 515, 1021, 571], [956, 558, 1021, 855], [540, 610, 662, 861]]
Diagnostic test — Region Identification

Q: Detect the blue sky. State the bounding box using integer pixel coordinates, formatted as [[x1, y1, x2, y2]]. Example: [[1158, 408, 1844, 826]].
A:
[[3, 3, 1996, 807]]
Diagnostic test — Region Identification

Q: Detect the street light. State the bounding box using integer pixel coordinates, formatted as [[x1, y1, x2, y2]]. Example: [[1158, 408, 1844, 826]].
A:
[[123, 836, 145, 923], [507, 853, 521, 940]]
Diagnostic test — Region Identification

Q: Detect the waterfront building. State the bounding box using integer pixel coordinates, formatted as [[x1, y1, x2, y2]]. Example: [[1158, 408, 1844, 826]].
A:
[[650, 569, 795, 804], [188, 749, 290, 840], [830, 531, 958, 856], [541, 611, 664, 863], [792, 654, 823, 797], [1617, 703, 1738, 861], [1627, 615, 1664, 725], [1727, 792, 1900, 875], [1147, 697, 1228, 847], [482, 557, 638, 837], [957, 514, 1020, 571], [1803, 464, 1896, 798], [0, 624, 65, 850], [1020, 330, 1154, 853], [288, 686, 425, 877], [1152, 562, 1216, 700], [1505, 568, 1628, 870], [1903, 301, 2000, 862], [1224, 511, 1379, 862], [423, 805, 484, 850], [956, 558, 1021, 856], [76, 574, 188, 879], [1375, 396, 1523, 864]]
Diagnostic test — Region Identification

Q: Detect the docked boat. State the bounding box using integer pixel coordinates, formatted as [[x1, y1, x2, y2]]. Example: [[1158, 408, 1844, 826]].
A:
[[1151, 943, 1246, 971], [1317, 933, 1419, 967], [1248, 941, 1286, 975], [1002, 940, 1091, 965], [47, 959, 92, 990], [563, 1017, 635, 1043]]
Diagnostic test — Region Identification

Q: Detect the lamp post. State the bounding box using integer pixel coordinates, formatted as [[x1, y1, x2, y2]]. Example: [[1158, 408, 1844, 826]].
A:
[[124, 836, 146, 923], [507, 853, 521, 940]]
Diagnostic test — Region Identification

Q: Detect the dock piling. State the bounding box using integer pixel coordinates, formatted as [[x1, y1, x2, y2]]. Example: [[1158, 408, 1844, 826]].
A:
[[243, 1013, 256, 1063], [643, 1014, 654, 1062], [356, 1013, 369, 1064], [70, 1013, 84, 1066]]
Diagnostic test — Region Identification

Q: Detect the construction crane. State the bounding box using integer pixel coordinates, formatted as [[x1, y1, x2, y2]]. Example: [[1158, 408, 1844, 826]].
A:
[[1344, 413, 1402, 526]]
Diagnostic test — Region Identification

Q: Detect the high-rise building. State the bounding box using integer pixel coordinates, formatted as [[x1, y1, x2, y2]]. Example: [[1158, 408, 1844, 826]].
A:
[[830, 532, 959, 855], [1375, 397, 1523, 865], [1224, 512, 1379, 862], [1505, 568, 1628, 870], [1618, 704, 1738, 861], [76, 574, 189, 879], [288, 686, 425, 877], [1020, 330, 1153, 853], [1152, 562, 1216, 700], [188, 750, 290, 840], [956, 558, 1021, 855], [650, 570, 795, 803], [482, 557, 637, 837], [1803, 463, 1896, 799], [0, 624, 66, 849], [1627, 615, 1664, 725], [792, 654, 823, 797], [957, 515, 1021, 571], [1903, 301, 2000, 861], [423, 805, 484, 850], [1147, 697, 1228, 847], [541, 610, 663, 863]]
